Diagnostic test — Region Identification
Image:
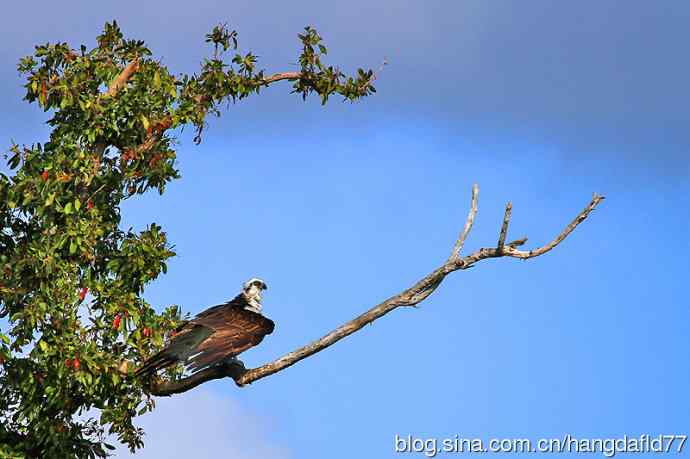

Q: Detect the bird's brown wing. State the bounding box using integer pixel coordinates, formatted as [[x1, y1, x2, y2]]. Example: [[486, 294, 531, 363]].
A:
[[185, 303, 274, 373], [134, 322, 212, 377]]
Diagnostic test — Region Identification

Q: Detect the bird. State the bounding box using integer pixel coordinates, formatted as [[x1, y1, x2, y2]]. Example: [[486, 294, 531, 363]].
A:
[[135, 277, 273, 377]]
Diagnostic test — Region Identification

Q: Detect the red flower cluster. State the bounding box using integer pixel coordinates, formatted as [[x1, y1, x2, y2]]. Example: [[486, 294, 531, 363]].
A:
[[65, 357, 80, 370]]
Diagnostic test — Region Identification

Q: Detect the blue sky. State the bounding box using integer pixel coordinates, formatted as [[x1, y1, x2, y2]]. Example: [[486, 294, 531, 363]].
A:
[[1, 1, 689, 458]]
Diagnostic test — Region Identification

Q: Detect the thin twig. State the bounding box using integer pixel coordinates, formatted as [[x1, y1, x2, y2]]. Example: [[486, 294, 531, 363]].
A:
[[502, 193, 605, 259], [497, 201, 512, 251], [370, 58, 388, 82], [449, 184, 479, 261]]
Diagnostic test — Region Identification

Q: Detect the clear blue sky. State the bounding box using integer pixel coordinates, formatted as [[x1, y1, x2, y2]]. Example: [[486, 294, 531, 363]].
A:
[[1, 1, 689, 458]]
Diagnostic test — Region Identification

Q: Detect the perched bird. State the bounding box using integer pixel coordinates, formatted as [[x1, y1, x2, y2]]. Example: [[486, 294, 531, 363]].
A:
[[135, 278, 273, 377]]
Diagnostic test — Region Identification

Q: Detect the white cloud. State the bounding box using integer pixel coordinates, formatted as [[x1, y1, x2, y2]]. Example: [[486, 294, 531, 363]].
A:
[[115, 389, 290, 459]]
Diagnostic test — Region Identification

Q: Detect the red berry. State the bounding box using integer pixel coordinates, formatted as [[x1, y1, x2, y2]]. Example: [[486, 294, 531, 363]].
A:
[[72, 358, 80, 370], [113, 314, 121, 330], [41, 170, 49, 181], [65, 358, 72, 368], [87, 199, 94, 210], [78, 287, 88, 302], [142, 327, 151, 338]]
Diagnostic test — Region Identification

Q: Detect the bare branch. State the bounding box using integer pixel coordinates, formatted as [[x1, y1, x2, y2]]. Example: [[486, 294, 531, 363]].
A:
[[370, 58, 388, 82], [149, 186, 604, 394], [261, 59, 386, 86], [501, 193, 605, 259], [497, 201, 512, 252], [449, 184, 479, 261], [150, 360, 247, 397], [262, 71, 302, 85]]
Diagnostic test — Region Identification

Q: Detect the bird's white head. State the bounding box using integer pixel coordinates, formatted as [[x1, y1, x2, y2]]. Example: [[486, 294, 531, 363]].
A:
[[242, 277, 268, 313]]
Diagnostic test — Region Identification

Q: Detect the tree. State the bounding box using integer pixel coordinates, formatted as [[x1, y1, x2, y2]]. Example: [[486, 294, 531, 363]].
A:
[[0, 21, 602, 457]]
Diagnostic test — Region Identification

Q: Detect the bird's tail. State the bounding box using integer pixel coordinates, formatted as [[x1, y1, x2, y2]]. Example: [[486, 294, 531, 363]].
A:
[[135, 350, 178, 378]]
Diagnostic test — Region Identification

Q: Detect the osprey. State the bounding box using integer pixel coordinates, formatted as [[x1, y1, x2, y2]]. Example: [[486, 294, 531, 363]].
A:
[[136, 278, 273, 377]]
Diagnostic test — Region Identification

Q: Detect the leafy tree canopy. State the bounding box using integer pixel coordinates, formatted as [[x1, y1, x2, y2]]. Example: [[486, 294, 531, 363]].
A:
[[0, 21, 374, 457]]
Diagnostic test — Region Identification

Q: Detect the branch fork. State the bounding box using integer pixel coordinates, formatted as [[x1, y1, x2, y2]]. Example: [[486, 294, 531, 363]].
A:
[[149, 185, 604, 396]]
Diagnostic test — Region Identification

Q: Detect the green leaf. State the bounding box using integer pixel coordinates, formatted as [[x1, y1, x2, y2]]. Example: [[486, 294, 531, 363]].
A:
[[45, 193, 55, 207], [74, 198, 81, 211], [64, 201, 73, 214], [8, 152, 21, 169]]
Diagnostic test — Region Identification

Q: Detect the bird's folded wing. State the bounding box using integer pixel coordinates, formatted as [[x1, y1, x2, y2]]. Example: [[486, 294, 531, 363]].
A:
[[135, 323, 212, 376], [186, 306, 274, 373]]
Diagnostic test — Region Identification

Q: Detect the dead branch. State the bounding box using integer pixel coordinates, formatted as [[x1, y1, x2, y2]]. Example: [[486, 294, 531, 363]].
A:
[[449, 183, 478, 261], [150, 185, 604, 396], [497, 202, 512, 249]]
